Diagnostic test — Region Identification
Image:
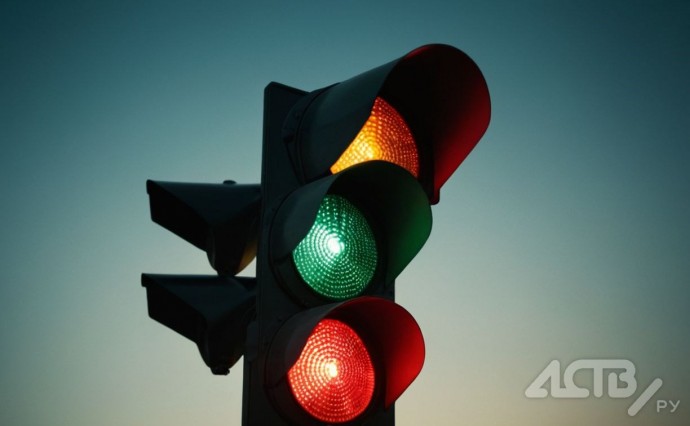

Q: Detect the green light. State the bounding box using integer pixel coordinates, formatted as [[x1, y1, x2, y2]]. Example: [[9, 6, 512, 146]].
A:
[[292, 195, 377, 300]]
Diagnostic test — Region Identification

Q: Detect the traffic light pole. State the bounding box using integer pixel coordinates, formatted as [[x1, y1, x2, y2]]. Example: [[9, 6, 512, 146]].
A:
[[242, 82, 304, 426]]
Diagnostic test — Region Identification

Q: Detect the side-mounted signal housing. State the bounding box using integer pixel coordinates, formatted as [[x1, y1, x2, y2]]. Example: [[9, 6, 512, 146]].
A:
[[143, 179, 261, 375], [142, 274, 256, 375], [147, 180, 260, 275]]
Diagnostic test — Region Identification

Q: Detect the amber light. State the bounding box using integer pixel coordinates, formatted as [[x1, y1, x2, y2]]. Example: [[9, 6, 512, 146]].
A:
[[330, 97, 419, 177], [287, 319, 375, 423]]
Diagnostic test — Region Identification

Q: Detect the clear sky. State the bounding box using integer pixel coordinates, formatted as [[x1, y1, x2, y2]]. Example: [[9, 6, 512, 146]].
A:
[[1, 1, 688, 425]]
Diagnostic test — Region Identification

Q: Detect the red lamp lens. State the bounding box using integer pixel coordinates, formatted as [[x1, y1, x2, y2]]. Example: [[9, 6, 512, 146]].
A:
[[287, 319, 375, 423]]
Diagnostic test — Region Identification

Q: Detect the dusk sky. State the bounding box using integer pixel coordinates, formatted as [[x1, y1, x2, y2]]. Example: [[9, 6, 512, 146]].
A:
[[2, 1, 688, 425]]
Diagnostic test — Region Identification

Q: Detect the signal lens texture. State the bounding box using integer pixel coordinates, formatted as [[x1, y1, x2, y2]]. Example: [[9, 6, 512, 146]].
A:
[[330, 97, 419, 177], [292, 195, 377, 300], [288, 319, 375, 423]]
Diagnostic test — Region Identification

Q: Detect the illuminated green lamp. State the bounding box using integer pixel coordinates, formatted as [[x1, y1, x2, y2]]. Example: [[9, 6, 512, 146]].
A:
[[271, 161, 432, 307], [292, 195, 377, 300]]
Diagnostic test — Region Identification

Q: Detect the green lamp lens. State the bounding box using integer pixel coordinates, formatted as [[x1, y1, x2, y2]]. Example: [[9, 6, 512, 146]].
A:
[[292, 194, 377, 300]]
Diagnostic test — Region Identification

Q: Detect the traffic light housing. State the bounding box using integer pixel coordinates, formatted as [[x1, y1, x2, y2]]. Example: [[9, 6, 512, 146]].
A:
[[146, 180, 260, 275], [270, 161, 432, 306], [141, 43, 490, 425], [281, 43, 490, 203], [142, 274, 255, 374], [265, 297, 424, 425], [142, 181, 260, 375]]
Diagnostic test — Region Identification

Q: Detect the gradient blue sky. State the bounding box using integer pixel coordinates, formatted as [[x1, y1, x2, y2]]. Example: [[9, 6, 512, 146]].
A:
[[2, 1, 688, 425]]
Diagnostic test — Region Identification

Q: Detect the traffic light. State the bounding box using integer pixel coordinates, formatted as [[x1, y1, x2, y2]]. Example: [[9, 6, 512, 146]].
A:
[[243, 43, 490, 425], [142, 180, 260, 374], [141, 43, 490, 425]]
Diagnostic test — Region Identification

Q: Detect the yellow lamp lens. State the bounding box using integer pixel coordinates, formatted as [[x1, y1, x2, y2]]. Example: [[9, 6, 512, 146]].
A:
[[330, 97, 419, 177]]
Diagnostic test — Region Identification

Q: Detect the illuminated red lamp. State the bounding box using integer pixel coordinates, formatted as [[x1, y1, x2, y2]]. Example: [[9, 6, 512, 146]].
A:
[[288, 319, 375, 423], [266, 297, 424, 424]]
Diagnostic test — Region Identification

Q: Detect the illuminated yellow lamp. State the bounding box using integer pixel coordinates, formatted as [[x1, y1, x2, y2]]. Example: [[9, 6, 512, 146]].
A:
[[330, 97, 419, 177]]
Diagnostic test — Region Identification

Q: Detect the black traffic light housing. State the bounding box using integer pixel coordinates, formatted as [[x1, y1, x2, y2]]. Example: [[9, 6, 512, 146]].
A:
[[283, 44, 490, 204], [264, 297, 424, 426], [142, 179, 260, 375], [142, 274, 255, 374], [270, 161, 431, 307], [146, 180, 260, 275]]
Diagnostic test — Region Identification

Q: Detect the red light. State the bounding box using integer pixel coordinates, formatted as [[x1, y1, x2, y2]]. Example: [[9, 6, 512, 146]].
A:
[[287, 319, 375, 423]]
